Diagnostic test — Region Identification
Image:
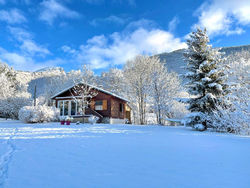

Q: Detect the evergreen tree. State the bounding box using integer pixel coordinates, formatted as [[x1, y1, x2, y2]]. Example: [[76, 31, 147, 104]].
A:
[[184, 28, 229, 131]]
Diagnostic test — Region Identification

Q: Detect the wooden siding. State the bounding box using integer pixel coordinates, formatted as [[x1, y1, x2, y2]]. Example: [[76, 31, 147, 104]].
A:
[[103, 100, 107, 110], [111, 97, 126, 119], [53, 84, 129, 120], [90, 92, 112, 117]]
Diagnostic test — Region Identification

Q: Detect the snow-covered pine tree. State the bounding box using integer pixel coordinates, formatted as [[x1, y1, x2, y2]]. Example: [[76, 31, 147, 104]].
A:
[[184, 28, 229, 131]]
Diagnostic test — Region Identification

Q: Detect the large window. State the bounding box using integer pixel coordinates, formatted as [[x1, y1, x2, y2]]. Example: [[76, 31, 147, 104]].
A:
[[58, 99, 107, 116], [58, 100, 80, 116]]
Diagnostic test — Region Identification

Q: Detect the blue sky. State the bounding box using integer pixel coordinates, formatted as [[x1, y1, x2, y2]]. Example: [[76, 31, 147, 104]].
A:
[[1, 0, 250, 73]]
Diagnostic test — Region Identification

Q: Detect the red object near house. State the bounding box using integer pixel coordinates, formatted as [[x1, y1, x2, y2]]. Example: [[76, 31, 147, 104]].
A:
[[60, 121, 65, 125], [66, 121, 71, 125]]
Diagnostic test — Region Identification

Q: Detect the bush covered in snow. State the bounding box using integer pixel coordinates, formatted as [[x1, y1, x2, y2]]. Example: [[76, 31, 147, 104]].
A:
[[211, 107, 249, 135], [18, 105, 60, 123], [88, 115, 99, 124], [0, 94, 32, 119], [214, 50, 250, 134]]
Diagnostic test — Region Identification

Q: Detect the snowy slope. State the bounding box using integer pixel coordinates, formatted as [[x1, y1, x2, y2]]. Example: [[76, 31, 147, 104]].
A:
[[156, 44, 250, 81], [34, 67, 64, 73], [0, 120, 249, 188], [15, 67, 66, 98]]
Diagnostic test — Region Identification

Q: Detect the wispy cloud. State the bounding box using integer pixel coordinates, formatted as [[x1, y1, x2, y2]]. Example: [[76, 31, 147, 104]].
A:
[[8, 27, 32, 41], [0, 48, 35, 70], [20, 40, 50, 56], [39, 0, 80, 25], [83, 0, 104, 4], [0, 0, 31, 4], [90, 15, 130, 26], [194, 0, 250, 36], [83, 0, 135, 6], [0, 8, 27, 24], [0, 27, 55, 71], [0, 47, 63, 71], [168, 16, 179, 32], [8, 27, 50, 56], [61, 19, 186, 69]]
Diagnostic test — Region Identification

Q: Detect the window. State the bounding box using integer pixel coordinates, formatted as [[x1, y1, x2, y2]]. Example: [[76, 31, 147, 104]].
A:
[[64, 101, 69, 116], [95, 100, 103, 110], [71, 101, 76, 115], [58, 100, 75, 116], [59, 101, 64, 116], [119, 103, 124, 112]]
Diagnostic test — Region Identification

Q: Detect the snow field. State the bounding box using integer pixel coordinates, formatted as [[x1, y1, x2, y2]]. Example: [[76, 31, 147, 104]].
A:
[[0, 121, 250, 188]]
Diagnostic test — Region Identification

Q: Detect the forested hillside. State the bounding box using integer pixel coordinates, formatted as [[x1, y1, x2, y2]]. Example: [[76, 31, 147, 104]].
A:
[[157, 44, 250, 79]]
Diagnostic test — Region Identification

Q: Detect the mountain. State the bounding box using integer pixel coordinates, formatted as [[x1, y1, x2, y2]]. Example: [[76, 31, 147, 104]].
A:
[[14, 44, 250, 96], [156, 44, 250, 82], [34, 67, 64, 72], [15, 67, 66, 98]]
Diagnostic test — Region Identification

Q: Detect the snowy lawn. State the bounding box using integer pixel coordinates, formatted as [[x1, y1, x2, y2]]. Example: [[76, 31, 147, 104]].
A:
[[0, 120, 250, 188]]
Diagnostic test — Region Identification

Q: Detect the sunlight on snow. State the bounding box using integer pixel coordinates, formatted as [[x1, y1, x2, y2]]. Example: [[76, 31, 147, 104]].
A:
[[0, 126, 144, 140]]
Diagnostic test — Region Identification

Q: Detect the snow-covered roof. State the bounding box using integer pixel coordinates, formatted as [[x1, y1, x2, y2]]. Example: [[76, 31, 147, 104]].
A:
[[51, 82, 129, 102]]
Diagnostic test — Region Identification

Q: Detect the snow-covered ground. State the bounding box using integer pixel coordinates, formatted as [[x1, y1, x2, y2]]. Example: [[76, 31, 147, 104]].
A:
[[0, 120, 250, 188]]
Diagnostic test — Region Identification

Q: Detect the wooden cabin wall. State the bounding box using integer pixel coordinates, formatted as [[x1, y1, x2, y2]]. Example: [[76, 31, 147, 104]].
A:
[[111, 97, 126, 119], [91, 92, 112, 117]]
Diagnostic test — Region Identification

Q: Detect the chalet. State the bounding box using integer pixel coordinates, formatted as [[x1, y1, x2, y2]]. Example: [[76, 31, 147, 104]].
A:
[[51, 83, 131, 124]]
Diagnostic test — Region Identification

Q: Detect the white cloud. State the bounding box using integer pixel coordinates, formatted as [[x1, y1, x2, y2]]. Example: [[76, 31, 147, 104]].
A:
[[168, 16, 179, 32], [0, 47, 64, 71], [8, 27, 32, 41], [8, 27, 50, 56], [61, 45, 77, 54], [0, 52, 32, 70], [0, 0, 31, 4], [39, 0, 80, 25], [62, 20, 186, 69], [20, 40, 50, 56], [0, 48, 41, 71], [83, 0, 135, 6], [90, 15, 129, 26], [0, 27, 55, 71], [0, 9, 27, 24], [194, 0, 250, 36], [124, 19, 157, 31]]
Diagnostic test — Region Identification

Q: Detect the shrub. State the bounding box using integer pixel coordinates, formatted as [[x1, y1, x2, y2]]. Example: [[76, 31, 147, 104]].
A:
[[88, 115, 99, 124], [18, 105, 60, 123], [0, 96, 32, 119]]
